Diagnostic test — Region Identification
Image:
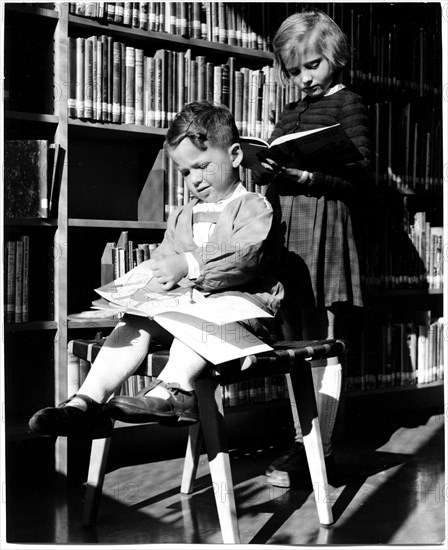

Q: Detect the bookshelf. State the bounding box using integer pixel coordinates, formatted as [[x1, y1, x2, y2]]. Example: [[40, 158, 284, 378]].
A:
[[3, 3, 444, 476]]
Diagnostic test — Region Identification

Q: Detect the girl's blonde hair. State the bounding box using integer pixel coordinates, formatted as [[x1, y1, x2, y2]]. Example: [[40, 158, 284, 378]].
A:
[[273, 10, 350, 87]]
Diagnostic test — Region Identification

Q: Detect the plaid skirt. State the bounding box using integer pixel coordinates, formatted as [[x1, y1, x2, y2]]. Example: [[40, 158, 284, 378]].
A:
[[278, 194, 363, 309]]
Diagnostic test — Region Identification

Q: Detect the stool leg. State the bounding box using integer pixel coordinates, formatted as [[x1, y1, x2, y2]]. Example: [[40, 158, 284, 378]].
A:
[[288, 361, 334, 526], [83, 436, 113, 526], [195, 378, 241, 544], [181, 422, 203, 494]]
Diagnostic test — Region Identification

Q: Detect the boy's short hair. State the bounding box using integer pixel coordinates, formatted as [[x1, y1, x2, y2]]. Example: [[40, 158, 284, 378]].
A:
[[164, 101, 240, 151], [273, 9, 350, 87]]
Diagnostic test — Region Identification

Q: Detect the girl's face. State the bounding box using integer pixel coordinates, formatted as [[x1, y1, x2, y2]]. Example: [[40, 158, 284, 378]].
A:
[[283, 46, 334, 98]]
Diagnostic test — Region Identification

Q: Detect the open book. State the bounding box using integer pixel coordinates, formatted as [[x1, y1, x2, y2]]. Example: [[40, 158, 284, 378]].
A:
[[240, 123, 362, 173], [91, 263, 273, 364]]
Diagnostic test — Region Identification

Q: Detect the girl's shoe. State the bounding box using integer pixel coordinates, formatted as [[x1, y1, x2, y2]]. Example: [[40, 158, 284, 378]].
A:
[[28, 394, 114, 439], [266, 442, 335, 488], [105, 380, 199, 425]]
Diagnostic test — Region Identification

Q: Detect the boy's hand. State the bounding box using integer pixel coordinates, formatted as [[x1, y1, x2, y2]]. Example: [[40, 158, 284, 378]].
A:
[[150, 255, 188, 290]]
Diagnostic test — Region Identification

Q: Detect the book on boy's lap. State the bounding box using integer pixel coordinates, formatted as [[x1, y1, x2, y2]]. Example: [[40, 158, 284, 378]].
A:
[[91, 262, 273, 364], [4, 140, 51, 218], [240, 123, 363, 173]]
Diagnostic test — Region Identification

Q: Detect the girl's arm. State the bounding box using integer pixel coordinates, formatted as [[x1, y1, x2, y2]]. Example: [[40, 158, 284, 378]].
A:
[[306, 95, 372, 200]]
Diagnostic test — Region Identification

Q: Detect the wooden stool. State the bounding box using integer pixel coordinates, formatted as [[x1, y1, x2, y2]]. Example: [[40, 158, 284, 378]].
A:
[[71, 338, 347, 543]]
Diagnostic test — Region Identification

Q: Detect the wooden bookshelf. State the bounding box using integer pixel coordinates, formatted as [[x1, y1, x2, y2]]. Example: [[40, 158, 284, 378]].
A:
[[3, 2, 444, 478]]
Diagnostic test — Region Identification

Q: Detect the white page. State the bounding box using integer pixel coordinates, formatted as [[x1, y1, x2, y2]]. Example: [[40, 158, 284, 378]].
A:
[[154, 312, 273, 364]]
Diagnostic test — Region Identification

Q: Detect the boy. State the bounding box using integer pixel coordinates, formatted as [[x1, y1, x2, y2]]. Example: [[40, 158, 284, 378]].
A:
[[29, 101, 284, 438]]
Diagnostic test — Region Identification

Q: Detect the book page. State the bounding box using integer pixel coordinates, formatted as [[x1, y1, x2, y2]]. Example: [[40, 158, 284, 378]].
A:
[[270, 123, 341, 147], [154, 312, 273, 364]]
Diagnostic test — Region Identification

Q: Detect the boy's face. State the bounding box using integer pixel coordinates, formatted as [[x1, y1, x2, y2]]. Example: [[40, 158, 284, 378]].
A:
[[283, 45, 333, 98], [168, 137, 242, 203]]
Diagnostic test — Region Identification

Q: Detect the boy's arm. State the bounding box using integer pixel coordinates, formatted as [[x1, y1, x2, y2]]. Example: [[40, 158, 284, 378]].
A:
[[191, 194, 275, 292]]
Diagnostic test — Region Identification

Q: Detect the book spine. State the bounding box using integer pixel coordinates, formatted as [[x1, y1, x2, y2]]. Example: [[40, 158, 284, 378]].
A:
[[68, 37, 77, 118], [14, 240, 24, 323], [6, 242, 16, 323], [139, 2, 149, 30], [84, 37, 94, 119], [75, 37, 85, 118], [107, 36, 114, 121], [135, 48, 144, 125], [38, 140, 49, 218], [91, 36, 98, 120], [101, 35, 108, 121], [96, 37, 103, 122], [125, 46, 135, 124], [20, 235, 30, 323], [112, 41, 122, 123]]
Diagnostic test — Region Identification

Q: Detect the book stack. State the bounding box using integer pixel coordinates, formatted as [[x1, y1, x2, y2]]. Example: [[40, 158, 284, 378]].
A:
[[4, 236, 30, 324]]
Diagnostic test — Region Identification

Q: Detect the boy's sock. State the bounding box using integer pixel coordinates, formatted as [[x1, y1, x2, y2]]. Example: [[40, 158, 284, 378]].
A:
[[144, 385, 171, 399], [78, 317, 153, 403]]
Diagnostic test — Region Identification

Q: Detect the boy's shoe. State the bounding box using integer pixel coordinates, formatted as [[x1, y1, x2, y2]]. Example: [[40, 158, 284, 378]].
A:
[[266, 442, 335, 489], [105, 379, 199, 425], [28, 394, 114, 439]]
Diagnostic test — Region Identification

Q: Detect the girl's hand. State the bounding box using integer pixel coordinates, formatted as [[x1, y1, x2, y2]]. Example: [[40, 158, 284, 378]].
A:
[[260, 157, 282, 173], [149, 255, 188, 290], [283, 168, 311, 184]]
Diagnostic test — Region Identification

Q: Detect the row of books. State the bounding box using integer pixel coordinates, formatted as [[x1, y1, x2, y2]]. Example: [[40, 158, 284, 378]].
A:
[[69, 2, 273, 51], [4, 237, 30, 324], [69, 3, 441, 97], [4, 140, 61, 219], [66, 347, 289, 407], [118, 376, 290, 407], [100, 231, 161, 285], [69, 35, 298, 140], [346, 315, 445, 392], [368, 101, 443, 192], [342, 5, 441, 97], [360, 212, 443, 291], [69, 33, 442, 192]]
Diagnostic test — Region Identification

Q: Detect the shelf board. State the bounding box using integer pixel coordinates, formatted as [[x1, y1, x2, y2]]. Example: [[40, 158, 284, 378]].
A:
[[5, 3, 60, 20], [4, 217, 58, 227], [68, 118, 168, 140], [4, 110, 59, 124], [68, 14, 274, 63], [346, 379, 444, 398], [68, 218, 167, 230], [68, 319, 119, 329], [5, 423, 44, 443], [4, 321, 59, 333], [365, 287, 443, 298]]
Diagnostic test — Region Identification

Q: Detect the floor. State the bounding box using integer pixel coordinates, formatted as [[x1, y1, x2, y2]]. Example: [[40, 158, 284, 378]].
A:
[[4, 407, 446, 546]]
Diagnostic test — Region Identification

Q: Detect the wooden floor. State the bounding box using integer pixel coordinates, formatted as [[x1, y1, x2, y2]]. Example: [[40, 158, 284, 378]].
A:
[[4, 407, 446, 546]]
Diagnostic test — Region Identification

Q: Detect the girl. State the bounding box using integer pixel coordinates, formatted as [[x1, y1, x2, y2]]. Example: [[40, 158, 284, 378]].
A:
[[262, 9, 372, 488]]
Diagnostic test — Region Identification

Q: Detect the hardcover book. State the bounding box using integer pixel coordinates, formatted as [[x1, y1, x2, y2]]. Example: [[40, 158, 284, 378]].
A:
[[240, 123, 363, 173], [4, 140, 50, 218], [91, 262, 273, 364]]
